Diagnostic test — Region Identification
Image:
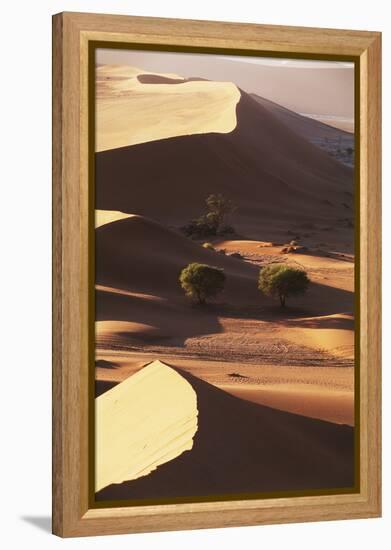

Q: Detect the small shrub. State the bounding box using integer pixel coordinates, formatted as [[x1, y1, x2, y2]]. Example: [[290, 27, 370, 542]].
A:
[[205, 194, 236, 233], [181, 217, 217, 239], [179, 263, 226, 305], [181, 194, 237, 239], [258, 264, 310, 307], [202, 242, 215, 250]]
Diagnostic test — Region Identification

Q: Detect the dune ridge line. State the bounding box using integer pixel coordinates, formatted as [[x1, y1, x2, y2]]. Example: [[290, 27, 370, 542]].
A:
[[95, 360, 198, 491], [96, 64, 241, 151]]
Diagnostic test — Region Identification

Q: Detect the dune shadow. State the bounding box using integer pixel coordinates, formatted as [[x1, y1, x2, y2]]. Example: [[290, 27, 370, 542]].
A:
[[95, 379, 118, 397], [95, 91, 352, 236], [279, 314, 354, 330], [95, 277, 353, 353], [96, 288, 223, 348], [137, 74, 186, 84], [96, 365, 355, 503], [210, 280, 354, 322], [303, 281, 354, 315]]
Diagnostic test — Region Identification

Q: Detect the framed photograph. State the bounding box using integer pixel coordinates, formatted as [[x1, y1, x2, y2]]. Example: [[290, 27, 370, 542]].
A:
[[52, 12, 381, 537]]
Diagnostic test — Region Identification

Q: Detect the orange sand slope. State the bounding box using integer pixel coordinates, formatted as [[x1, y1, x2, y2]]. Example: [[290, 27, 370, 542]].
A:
[[96, 352, 354, 426], [95, 214, 353, 314], [95, 361, 198, 491], [96, 365, 354, 502], [94, 216, 354, 428], [94, 212, 354, 412], [95, 215, 353, 363]]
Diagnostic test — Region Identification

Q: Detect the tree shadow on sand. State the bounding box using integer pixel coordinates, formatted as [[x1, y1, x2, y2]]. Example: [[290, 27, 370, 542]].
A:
[[95, 279, 353, 351], [210, 280, 354, 323]]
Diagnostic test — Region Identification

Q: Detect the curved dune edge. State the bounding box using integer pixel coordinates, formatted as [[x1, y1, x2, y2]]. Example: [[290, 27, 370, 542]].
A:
[[96, 366, 354, 501], [95, 360, 198, 492], [95, 209, 133, 228], [137, 74, 186, 84], [96, 65, 241, 151]]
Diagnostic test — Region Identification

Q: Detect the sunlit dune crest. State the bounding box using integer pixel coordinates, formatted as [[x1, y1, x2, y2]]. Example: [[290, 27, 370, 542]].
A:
[[96, 64, 241, 151], [95, 360, 198, 491], [95, 209, 133, 228], [96, 64, 182, 81]]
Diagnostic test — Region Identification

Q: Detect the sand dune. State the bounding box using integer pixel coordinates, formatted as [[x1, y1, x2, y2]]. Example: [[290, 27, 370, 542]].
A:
[[137, 74, 186, 84], [221, 384, 353, 426], [94, 215, 354, 370], [94, 217, 354, 433], [95, 360, 198, 491], [96, 85, 353, 242], [95, 209, 132, 228], [301, 114, 354, 134], [251, 94, 353, 140], [96, 364, 354, 502], [96, 64, 240, 151], [94, 66, 356, 497], [96, 54, 354, 120], [95, 284, 223, 347], [95, 214, 259, 302], [97, 351, 354, 425], [284, 314, 354, 359], [95, 216, 353, 314]]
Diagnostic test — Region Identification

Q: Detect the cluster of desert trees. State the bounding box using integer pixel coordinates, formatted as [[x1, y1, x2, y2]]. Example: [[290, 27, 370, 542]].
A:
[[180, 193, 310, 307], [181, 194, 236, 239], [179, 262, 309, 308]]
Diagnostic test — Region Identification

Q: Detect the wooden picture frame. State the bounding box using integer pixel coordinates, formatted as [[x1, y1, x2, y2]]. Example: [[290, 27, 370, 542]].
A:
[[52, 11, 381, 537]]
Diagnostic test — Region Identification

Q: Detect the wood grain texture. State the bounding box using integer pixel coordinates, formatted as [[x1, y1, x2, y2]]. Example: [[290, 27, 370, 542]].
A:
[[359, 33, 382, 513], [52, 12, 382, 537], [52, 12, 63, 537]]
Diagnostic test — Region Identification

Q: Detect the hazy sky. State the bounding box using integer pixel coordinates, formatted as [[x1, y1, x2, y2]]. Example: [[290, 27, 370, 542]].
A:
[[97, 49, 354, 120]]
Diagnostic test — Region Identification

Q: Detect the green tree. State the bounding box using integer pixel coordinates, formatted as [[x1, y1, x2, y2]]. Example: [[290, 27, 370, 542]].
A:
[[205, 194, 236, 233], [179, 263, 226, 305], [258, 264, 309, 307]]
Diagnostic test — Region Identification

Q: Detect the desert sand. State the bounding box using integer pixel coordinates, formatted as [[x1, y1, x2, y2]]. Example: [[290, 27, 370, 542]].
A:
[[97, 51, 354, 122], [94, 64, 356, 499], [96, 65, 240, 151], [251, 94, 354, 166], [95, 216, 354, 427], [96, 364, 354, 502], [95, 209, 132, 228], [95, 360, 198, 491], [95, 85, 354, 245]]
